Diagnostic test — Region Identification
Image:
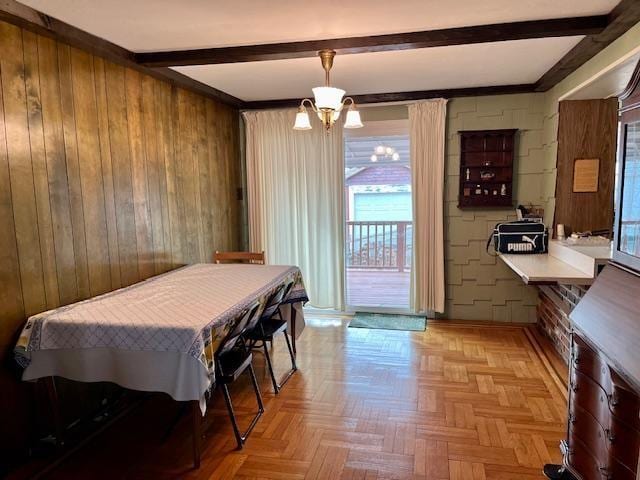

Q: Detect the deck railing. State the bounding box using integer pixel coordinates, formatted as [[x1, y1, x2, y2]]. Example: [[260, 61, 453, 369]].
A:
[[346, 221, 412, 272]]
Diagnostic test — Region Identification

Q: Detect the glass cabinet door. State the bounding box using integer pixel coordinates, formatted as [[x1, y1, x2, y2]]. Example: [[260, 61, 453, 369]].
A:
[[619, 121, 640, 257]]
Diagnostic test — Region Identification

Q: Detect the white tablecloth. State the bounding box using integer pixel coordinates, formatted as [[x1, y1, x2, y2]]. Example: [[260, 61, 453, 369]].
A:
[[15, 264, 307, 411]]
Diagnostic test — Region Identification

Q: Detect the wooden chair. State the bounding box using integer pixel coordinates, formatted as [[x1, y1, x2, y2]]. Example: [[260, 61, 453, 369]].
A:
[[214, 301, 265, 449], [213, 251, 265, 264], [244, 279, 297, 394]]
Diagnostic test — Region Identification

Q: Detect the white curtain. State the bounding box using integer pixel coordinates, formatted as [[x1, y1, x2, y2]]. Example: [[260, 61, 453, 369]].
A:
[[409, 99, 447, 314], [244, 109, 344, 310]]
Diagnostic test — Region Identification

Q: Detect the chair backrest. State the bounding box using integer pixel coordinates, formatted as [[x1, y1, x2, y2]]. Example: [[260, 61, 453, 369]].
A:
[[260, 278, 296, 321], [216, 301, 262, 358], [214, 251, 265, 265]]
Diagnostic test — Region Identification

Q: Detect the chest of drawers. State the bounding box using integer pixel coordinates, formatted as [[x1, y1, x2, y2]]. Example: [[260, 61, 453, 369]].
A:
[[561, 265, 640, 480], [565, 333, 640, 479]]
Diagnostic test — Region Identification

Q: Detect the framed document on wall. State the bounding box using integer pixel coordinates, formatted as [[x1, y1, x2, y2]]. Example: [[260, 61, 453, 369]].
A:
[[573, 158, 600, 192]]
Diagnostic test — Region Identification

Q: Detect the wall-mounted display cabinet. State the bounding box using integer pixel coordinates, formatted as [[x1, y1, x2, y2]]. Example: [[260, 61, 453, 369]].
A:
[[458, 129, 517, 209]]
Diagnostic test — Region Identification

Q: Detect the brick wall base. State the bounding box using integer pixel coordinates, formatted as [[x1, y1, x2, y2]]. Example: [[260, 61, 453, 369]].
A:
[[536, 284, 588, 363]]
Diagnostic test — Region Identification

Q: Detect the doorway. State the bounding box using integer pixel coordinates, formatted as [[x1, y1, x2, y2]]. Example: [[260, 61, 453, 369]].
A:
[[344, 120, 412, 311]]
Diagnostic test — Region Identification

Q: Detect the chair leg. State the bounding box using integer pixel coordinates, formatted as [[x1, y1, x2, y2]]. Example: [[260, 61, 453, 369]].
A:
[[263, 340, 280, 394], [248, 363, 265, 414], [276, 331, 297, 389], [221, 367, 265, 450], [284, 330, 297, 371], [221, 384, 244, 450], [239, 364, 265, 442], [290, 304, 297, 357]]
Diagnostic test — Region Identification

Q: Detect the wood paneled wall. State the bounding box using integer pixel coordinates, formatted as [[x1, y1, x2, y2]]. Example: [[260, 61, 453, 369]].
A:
[[0, 19, 241, 466], [554, 99, 618, 235]]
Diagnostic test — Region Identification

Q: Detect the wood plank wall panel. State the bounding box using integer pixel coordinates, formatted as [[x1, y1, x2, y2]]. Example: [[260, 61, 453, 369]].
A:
[[0, 19, 241, 467], [554, 99, 618, 235]]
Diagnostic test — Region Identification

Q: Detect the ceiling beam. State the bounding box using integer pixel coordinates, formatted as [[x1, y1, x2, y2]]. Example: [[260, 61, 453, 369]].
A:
[[0, 0, 243, 107], [242, 84, 536, 110], [535, 0, 640, 91], [136, 17, 607, 67]]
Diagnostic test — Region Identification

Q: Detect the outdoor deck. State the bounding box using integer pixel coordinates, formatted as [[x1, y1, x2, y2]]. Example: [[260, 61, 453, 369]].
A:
[[346, 269, 410, 309]]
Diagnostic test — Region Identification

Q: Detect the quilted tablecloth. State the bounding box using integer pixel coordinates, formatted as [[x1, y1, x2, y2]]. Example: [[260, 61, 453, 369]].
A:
[[15, 263, 308, 411]]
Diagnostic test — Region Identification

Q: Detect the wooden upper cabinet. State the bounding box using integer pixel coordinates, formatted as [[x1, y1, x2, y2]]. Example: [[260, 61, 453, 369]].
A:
[[554, 98, 618, 236]]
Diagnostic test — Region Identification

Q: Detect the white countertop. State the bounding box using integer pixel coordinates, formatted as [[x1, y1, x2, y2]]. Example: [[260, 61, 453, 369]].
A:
[[499, 239, 611, 285], [499, 253, 596, 284]]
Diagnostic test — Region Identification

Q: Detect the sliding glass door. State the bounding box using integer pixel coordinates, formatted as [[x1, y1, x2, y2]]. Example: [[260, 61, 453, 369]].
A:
[[344, 120, 412, 312]]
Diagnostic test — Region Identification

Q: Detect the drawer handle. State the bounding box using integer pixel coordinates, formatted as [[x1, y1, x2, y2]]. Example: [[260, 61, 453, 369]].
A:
[[569, 382, 579, 393], [605, 429, 616, 443], [609, 396, 619, 407], [599, 466, 612, 479]]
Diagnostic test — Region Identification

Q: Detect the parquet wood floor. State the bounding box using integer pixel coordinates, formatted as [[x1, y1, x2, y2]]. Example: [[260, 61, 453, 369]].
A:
[[40, 316, 568, 480]]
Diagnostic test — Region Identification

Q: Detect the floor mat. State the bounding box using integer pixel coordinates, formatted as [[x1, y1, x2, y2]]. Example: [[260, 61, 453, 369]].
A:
[[348, 312, 426, 331]]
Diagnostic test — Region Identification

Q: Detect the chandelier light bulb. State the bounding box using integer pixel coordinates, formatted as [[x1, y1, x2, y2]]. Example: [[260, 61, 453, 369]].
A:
[[392, 152, 400, 161], [293, 108, 312, 130], [344, 106, 363, 129], [375, 145, 386, 155], [312, 87, 346, 110], [370, 154, 378, 162]]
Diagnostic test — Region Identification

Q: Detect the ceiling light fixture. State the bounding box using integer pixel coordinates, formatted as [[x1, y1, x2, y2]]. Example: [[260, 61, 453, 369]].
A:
[[370, 145, 400, 162], [293, 50, 363, 132]]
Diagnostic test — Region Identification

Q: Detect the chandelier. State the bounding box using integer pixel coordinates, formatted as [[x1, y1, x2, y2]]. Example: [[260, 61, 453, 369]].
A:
[[293, 50, 364, 132], [371, 145, 400, 162]]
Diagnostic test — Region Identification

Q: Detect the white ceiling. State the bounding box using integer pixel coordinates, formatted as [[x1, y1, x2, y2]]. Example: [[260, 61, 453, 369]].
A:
[[174, 37, 583, 101], [17, 0, 620, 102], [19, 0, 618, 51]]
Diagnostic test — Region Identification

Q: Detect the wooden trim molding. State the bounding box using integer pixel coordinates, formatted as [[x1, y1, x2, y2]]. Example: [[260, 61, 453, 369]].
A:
[[0, 0, 243, 107], [136, 17, 607, 67], [242, 84, 536, 110], [534, 0, 640, 91]]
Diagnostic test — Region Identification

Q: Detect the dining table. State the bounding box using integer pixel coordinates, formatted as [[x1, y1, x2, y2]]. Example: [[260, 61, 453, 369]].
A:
[[14, 263, 308, 466]]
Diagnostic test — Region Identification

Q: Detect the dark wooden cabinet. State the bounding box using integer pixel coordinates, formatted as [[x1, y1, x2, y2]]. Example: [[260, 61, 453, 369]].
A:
[[566, 330, 640, 479], [458, 129, 516, 208], [561, 265, 640, 480]]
